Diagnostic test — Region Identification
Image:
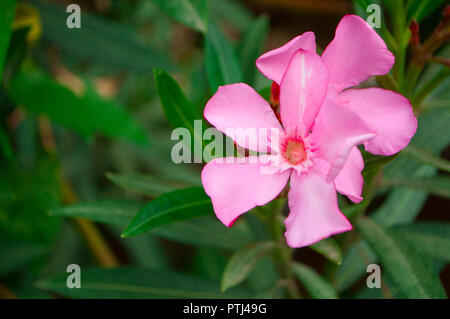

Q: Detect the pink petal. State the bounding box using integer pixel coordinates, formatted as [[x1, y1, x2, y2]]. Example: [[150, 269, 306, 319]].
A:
[[335, 88, 417, 156], [321, 15, 395, 95], [279, 49, 329, 136], [256, 32, 316, 85], [284, 169, 352, 248], [201, 156, 291, 227], [204, 83, 283, 153], [311, 100, 375, 181], [334, 147, 364, 203]]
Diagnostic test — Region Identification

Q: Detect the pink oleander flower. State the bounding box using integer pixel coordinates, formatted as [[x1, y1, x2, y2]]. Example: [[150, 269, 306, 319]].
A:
[[201, 15, 417, 248]]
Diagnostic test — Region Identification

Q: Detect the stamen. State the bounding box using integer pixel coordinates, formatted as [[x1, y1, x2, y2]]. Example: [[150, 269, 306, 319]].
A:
[[282, 137, 307, 166]]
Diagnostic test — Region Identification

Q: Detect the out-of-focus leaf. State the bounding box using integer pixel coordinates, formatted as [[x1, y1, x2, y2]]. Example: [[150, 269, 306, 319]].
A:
[[2, 26, 28, 84], [406, 0, 446, 22], [50, 200, 142, 226], [335, 241, 377, 292], [0, 160, 61, 244], [404, 145, 450, 173], [238, 15, 269, 84], [122, 187, 213, 237], [205, 23, 243, 93], [153, 217, 253, 250], [153, 68, 204, 161], [37, 267, 249, 298], [291, 262, 338, 299], [253, 280, 286, 299], [109, 226, 169, 270], [0, 126, 13, 159], [374, 107, 450, 225], [8, 71, 148, 145], [362, 152, 398, 175], [357, 218, 447, 299], [48, 200, 252, 251], [0, 0, 16, 78], [382, 176, 450, 199], [392, 222, 450, 262], [152, 0, 208, 33], [106, 172, 192, 197], [30, 0, 172, 73], [210, 0, 253, 31], [0, 240, 48, 275], [221, 241, 277, 292], [310, 238, 342, 265], [192, 247, 227, 281]]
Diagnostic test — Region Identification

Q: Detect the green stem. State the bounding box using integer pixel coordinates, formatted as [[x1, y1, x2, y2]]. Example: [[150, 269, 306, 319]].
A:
[[266, 200, 301, 299], [327, 167, 383, 283]]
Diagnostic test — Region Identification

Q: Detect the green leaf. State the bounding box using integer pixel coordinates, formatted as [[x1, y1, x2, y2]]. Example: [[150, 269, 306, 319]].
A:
[[0, 0, 16, 78], [382, 176, 450, 199], [152, 0, 208, 33], [48, 200, 252, 251], [0, 240, 48, 275], [106, 172, 192, 197], [30, 0, 172, 73], [238, 15, 269, 84], [153, 68, 204, 161], [7, 71, 147, 145], [221, 241, 277, 291], [0, 125, 13, 159], [205, 23, 243, 93], [0, 160, 61, 244], [374, 107, 450, 225], [404, 145, 450, 173], [122, 187, 213, 237], [406, 0, 446, 23], [37, 267, 249, 298], [310, 238, 343, 265], [357, 218, 447, 299], [335, 241, 377, 292], [50, 200, 142, 226], [392, 222, 450, 262], [210, 0, 253, 32], [362, 151, 399, 175], [153, 217, 253, 250], [291, 262, 338, 299]]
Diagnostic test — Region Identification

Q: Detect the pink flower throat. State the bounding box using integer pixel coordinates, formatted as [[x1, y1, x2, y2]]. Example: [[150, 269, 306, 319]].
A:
[[281, 136, 307, 166]]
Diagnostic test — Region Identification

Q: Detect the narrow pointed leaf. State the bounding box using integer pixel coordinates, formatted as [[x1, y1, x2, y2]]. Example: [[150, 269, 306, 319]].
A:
[[8, 71, 148, 145], [49, 200, 251, 251], [152, 0, 208, 33], [106, 172, 192, 197], [238, 15, 269, 84], [205, 23, 243, 93], [153, 68, 204, 161], [122, 187, 213, 237], [291, 262, 338, 299], [404, 145, 450, 173], [30, 0, 172, 72], [0, 241, 48, 276], [37, 267, 249, 298], [310, 238, 343, 265], [357, 218, 446, 299], [49, 200, 142, 226], [382, 176, 450, 199], [392, 222, 450, 262], [221, 241, 277, 292]]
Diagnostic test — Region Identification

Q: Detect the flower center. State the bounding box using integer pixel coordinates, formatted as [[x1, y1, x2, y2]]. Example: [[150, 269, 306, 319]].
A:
[[282, 137, 307, 166]]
